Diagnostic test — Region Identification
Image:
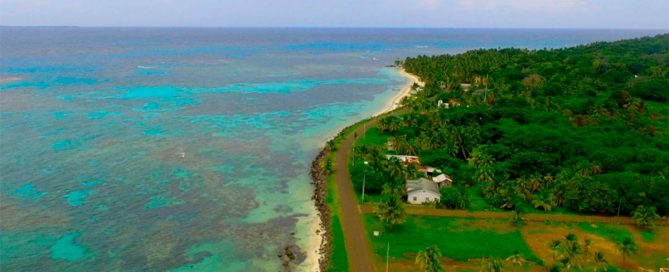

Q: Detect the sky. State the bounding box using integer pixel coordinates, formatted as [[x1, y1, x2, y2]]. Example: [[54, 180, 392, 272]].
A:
[[0, 0, 668, 29]]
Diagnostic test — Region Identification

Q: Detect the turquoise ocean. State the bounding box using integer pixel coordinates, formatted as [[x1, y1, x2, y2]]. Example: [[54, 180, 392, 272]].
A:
[[0, 28, 663, 271]]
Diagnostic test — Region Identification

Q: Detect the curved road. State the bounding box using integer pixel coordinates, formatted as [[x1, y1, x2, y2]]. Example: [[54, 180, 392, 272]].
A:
[[334, 119, 379, 272]]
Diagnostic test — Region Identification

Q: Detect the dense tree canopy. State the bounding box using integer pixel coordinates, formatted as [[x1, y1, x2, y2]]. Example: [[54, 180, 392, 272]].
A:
[[358, 34, 669, 215]]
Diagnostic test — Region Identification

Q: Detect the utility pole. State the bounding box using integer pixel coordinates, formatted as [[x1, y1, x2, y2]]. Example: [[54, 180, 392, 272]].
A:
[[363, 122, 366, 139], [484, 74, 489, 103], [362, 161, 368, 202]]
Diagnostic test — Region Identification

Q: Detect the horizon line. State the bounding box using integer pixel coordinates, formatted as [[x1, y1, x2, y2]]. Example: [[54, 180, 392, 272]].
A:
[[1, 25, 668, 31]]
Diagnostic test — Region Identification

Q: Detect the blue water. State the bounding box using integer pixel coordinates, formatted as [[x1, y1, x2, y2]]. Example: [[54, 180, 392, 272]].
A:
[[0, 27, 664, 271]]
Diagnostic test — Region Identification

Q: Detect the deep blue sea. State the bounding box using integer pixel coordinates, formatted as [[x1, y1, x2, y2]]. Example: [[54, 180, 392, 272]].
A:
[[0, 28, 664, 271]]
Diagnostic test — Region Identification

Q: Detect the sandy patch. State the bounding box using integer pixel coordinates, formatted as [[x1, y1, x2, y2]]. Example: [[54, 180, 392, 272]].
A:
[[373, 68, 424, 117]]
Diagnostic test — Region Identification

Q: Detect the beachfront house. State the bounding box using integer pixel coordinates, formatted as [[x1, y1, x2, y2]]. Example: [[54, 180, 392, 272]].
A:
[[386, 155, 420, 165], [406, 178, 441, 204]]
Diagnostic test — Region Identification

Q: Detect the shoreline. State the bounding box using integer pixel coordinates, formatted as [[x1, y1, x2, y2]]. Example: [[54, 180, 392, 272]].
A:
[[373, 68, 425, 117], [307, 67, 422, 271], [309, 147, 330, 271]]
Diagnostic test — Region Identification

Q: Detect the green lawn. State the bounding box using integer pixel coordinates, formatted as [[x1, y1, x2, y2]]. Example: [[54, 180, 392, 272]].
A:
[[576, 222, 633, 244], [325, 171, 349, 271], [364, 215, 541, 263], [466, 184, 500, 212], [639, 230, 655, 242], [328, 215, 348, 271], [354, 127, 389, 148]]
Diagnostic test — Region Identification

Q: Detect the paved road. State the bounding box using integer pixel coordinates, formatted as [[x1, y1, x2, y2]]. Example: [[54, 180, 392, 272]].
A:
[[359, 204, 668, 226], [334, 119, 379, 272]]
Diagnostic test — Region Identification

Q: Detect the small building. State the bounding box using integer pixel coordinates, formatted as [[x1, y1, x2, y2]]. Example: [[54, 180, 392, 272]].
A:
[[418, 166, 442, 175], [406, 178, 441, 204], [432, 174, 453, 187], [386, 155, 420, 165], [437, 100, 450, 109]]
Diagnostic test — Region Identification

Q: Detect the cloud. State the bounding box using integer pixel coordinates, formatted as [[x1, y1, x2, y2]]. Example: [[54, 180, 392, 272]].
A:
[[457, 0, 588, 12]]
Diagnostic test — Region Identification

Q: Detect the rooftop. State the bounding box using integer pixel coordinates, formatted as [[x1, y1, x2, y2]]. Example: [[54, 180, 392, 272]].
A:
[[406, 178, 440, 194]]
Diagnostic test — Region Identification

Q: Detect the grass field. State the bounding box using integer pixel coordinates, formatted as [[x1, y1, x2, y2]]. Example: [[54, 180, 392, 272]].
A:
[[576, 222, 633, 244], [362, 213, 669, 271], [325, 171, 349, 271], [364, 215, 541, 263], [354, 127, 389, 148]]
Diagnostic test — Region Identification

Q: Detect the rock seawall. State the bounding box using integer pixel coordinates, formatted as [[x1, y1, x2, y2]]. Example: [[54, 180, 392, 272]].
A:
[[310, 146, 330, 272]]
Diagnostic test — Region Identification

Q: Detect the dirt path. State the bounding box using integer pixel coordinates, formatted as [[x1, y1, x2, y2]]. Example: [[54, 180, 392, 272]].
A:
[[334, 119, 380, 272], [359, 204, 668, 226]]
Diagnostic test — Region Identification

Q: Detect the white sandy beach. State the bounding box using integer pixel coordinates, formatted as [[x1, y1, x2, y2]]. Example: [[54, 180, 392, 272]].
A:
[[374, 68, 425, 117], [302, 214, 323, 272]]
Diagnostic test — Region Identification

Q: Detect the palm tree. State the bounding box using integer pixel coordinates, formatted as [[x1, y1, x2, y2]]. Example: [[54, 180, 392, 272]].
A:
[[632, 205, 661, 230], [510, 207, 527, 227], [505, 250, 526, 265], [532, 189, 556, 212], [388, 117, 401, 132], [447, 126, 467, 159], [406, 163, 421, 179], [551, 233, 584, 269], [583, 239, 592, 258], [416, 133, 434, 152], [468, 146, 495, 183], [593, 251, 607, 272], [415, 246, 444, 272], [394, 135, 416, 155], [377, 186, 406, 229], [386, 157, 406, 181], [480, 257, 503, 272], [617, 237, 638, 266]]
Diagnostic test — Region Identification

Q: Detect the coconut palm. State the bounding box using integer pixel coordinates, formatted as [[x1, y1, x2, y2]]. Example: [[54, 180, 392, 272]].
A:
[[394, 135, 416, 155], [617, 237, 638, 266], [386, 157, 406, 181], [447, 126, 467, 159], [532, 188, 556, 212], [505, 250, 526, 265], [377, 186, 406, 228], [551, 233, 584, 269], [480, 257, 503, 272], [511, 209, 526, 226], [415, 246, 444, 272], [468, 146, 495, 183], [632, 205, 661, 230], [593, 251, 607, 272], [416, 133, 434, 152]]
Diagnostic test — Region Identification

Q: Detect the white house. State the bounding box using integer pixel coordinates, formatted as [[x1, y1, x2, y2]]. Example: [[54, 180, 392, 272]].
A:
[[406, 178, 441, 204]]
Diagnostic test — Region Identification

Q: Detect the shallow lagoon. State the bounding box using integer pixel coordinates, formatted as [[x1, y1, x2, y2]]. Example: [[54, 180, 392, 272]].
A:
[[0, 28, 663, 271]]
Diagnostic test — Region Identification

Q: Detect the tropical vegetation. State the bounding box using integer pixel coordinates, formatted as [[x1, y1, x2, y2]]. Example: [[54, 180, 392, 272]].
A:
[[351, 34, 669, 216]]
